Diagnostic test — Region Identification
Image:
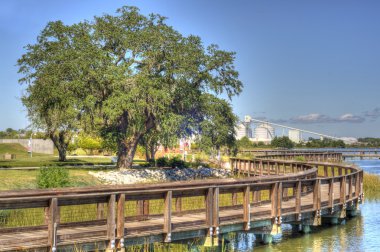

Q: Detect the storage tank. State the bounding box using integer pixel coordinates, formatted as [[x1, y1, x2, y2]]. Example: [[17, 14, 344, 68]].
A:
[[254, 123, 275, 141]]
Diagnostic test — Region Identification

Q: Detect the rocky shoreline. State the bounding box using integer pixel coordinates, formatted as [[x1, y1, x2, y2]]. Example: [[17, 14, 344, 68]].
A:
[[89, 167, 232, 185]]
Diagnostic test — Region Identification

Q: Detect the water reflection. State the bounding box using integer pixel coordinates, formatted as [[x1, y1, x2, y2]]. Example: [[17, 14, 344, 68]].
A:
[[222, 160, 380, 251]]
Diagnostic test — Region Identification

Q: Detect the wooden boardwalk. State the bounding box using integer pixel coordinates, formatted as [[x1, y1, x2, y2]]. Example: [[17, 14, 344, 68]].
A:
[[0, 152, 363, 251]]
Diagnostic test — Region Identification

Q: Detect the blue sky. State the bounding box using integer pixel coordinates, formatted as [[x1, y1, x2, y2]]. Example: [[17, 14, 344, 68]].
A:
[[1, 0, 379, 137]]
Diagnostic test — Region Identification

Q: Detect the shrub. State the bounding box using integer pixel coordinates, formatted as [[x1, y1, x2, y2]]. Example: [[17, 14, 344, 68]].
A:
[[294, 156, 306, 162], [37, 166, 70, 189], [169, 156, 186, 168], [156, 157, 169, 167], [190, 158, 210, 168]]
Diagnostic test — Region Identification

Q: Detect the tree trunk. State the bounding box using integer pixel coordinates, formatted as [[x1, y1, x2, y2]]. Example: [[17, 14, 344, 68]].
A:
[[117, 134, 141, 169], [57, 146, 67, 162], [149, 144, 157, 161], [145, 142, 150, 162], [50, 131, 68, 162]]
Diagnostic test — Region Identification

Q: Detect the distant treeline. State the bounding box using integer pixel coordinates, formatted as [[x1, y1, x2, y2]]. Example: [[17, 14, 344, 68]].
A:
[[356, 138, 380, 148], [237, 136, 380, 150], [0, 128, 45, 139]]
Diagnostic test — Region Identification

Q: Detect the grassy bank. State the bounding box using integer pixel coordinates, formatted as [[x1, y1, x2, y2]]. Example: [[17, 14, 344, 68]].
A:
[[0, 169, 102, 190], [0, 143, 113, 167], [363, 172, 380, 200]]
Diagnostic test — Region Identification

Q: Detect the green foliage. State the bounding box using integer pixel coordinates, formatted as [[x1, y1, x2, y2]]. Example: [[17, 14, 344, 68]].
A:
[[271, 136, 295, 149], [76, 134, 102, 155], [156, 157, 169, 167], [37, 167, 70, 188], [168, 156, 187, 168], [18, 6, 242, 168], [357, 138, 380, 148], [305, 138, 346, 148], [294, 156, 306, 162], [236, 137, 253, 149], [196, 95, 237, 155]]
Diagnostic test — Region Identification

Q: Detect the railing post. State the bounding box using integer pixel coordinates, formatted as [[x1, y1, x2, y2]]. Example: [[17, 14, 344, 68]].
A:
[[232, 191, 238, 206], [275, 162, 279, 175], [213, 188, 220, 235], [107, 194, 116, 251], [205, 188, 213, 237], [96, 203, 105, 219], [260, 160, 263, 176], [164, 191, 172, 242], [348, 175, 353, 202], [355, 173, 360, 198], [175, 197, 182, 214], [295, 181, 301, 221], [313, 180, 321, 225], [324, 166, 328, 177], [238, 160, 241, 177], [47, 198, 59, 252], [329, 178, 335, 213], [243, 186, 251, 230], [246, 160, 250, 174], [340, 176, 347, 206], [277, 182, 282, 224], [116, 194, 125, 250], [270, 183, 278, 219]]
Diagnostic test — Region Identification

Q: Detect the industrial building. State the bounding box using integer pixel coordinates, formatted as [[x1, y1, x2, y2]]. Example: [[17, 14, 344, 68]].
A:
[[251, 123, 275, 144], [289, 129, 301, 143]]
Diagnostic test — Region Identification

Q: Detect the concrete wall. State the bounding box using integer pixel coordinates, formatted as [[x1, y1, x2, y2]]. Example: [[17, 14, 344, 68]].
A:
[[0, 139, 54, 154]]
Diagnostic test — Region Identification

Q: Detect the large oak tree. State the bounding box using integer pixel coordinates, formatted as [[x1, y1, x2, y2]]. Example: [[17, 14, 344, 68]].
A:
[[19, 6, 242, 168]]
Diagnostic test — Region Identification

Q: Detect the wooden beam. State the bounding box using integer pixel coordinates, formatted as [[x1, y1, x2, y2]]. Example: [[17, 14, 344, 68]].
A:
[[175, 197, 182, 214], [107, 194, 116, 249], [270, 183, 277, 218], [205, 188, 213, 227], [329, 178, 334, 211], [243, 186, 250, 230], [313, 180, 321, 211], [213, 188, 220, 232], [96, 203, 105, 219], [277, 182, 282, 224], [164, 191, 172, 242], [116, 194, 125, 249], [295, 181, 301, 220], [232, 192, 238, 206], [47, 198, 59, 250], [340, 176, 347, 204]]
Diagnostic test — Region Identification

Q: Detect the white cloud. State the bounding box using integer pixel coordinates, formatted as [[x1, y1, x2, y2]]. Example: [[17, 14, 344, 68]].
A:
[[289, 113, 365, 124]]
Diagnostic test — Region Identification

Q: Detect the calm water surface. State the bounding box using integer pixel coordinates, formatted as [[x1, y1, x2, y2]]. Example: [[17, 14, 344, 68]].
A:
[[223, 159, 380, 252]]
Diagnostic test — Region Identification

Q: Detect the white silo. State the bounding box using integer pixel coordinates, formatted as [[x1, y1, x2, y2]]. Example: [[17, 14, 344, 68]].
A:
[[254, 123, 275, 142]]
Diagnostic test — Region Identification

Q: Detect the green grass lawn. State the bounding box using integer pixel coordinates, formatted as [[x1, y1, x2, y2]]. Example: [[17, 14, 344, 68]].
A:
[[0, 169, 102, 191], [0, 143, 114, 168]]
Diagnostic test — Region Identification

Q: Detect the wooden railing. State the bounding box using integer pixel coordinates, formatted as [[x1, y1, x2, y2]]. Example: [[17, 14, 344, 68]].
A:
[[0, 152, 363, 251]]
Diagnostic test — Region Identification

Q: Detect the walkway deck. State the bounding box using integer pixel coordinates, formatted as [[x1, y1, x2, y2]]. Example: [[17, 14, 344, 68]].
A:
[[0, 152, 363, 251]]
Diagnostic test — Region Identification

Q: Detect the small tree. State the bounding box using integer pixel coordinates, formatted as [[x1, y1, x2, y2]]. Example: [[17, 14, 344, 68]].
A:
[[77, 134, 102, 155], [236, 137, 253, 150], [271, 136, 295, 149]]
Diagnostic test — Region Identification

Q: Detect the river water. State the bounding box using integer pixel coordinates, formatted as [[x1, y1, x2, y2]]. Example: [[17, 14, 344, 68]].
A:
[[224, 159, 380, 252]]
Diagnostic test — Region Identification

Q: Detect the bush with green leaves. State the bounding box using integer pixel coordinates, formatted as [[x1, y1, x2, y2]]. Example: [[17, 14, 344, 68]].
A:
[[156, 157, 169, 167], [294, 156, 306, 162], [169, 156, 187, 168], [37, 167, 70, 189]]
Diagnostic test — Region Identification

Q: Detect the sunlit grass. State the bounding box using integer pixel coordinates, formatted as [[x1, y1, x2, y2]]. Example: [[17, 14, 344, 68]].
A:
[[363, 172, 380, 200]]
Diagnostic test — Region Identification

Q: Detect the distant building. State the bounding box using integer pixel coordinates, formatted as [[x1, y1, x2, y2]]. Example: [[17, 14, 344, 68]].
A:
[[289, 129, 301, 143], [251, 123, 275, 144], [340, 137, 358, 145], [235, 122, 252, 140]]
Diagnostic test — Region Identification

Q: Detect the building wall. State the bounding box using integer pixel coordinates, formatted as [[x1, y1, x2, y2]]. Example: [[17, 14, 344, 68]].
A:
[[0, 139, 54, 154], [289, 130, 301, 143]]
